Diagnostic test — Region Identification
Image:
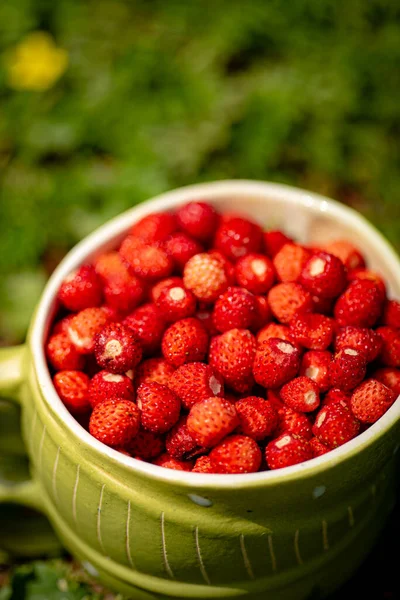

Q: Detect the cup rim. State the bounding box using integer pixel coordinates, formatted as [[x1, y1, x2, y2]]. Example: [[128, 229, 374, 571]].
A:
[[30, 179, 400, 489]]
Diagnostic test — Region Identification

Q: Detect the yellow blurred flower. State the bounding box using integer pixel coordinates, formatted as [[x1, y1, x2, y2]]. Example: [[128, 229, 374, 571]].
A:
[[6, 31, 68, 91]]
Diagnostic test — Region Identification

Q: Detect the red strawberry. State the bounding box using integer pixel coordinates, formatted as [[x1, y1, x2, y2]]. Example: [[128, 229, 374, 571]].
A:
[[192, 455, 214, 473], [153, 453, 193, 471], [351, 379, 396, 423], [51, 315, 74, 336], [209, 329, 256, 393], [195, 307, 219, 336], [280, 376, 320, 412], [176, 201, 219, 242], [209, 434, 262, 474], [89, 398, 140, 447], [310, 437, 330, 457], [130, 212, 177, 244], [322, 388, 351, 408], [347, 269, 387, 300], [335, 326, 383, 363], [58, 265, 103, 312], [268, 282, 314, 324], [135, 358, 176, 388], [253, 338, 301, 388], [300, 251, 346, 299], [382, 300, 400, 328], [127, 429, 164, 460], [334, 280, 384, 328], [120, 236, 173, 281], [273, 244, 311, 283], [266, 433, 313, 470], [94, 252, 145, 313], [328, 348, 367, 391], [212, 286, 257, 333], [164, 232, 203, 271], [123, 303, 166, 355], [312, 401, 360, 448], [67, 307, 113, 354], [94, 322, 142, 373], [376, 326, 400, 367], [88, 371, 135, 408], [323, 240, 365, 270], [94, 252, 128, 280], [300, 350, 332, 392], [162, 318, 209, 367], [263, 230, 293, 258], [155, 283, 197, 322], [274, 404, 313, 440], [187, 397, 239, 447], [46, 332, 85, 371], [373, 367, 400, 397], [214, 216, 263, 261], [235, 396, 278, 440], [290, 313, 335, 351], [137, 381, 181, 434], [256, 323, 294, 346], [53, 370, 91, 414], [165, 416, 199, 459], [168, 362, 224, 410], [150, 277, 183, 303], [183, 252, 231, 302], [235, 253, 275, 294], [252, 296, 273, 331]]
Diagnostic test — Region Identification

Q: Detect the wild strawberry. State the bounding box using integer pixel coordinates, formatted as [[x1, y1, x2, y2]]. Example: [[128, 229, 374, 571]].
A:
[[273, 244, 311, 283], [300, 350, 332, 392], [334, 280, 384, 328], [280, 376, 320, 412], [164, 232, 203, 271], [127, 429, 165, 460], [235, 396, 278, 440], [135, 358, 176, 388], [376, 326, 400, 367], [137, 381, 181, 434], [350, 379, 396, 424], [120, 236, 173, 281], [382, 300, 400, 328], [209, 434, 261, 474], [88, 371, 135, 408], [150, 277, 183, 303], [153, 453, 193, 471], [67, 307, 112, 354], [268, 282, 314, 324], [257, 323, 294, 346], [195, 307, 219, 336], [58, 265, 103, 312], [266, 433, 313, 470], [274, 405, 313, 440], [310, 437, 330, 457], [253, 338, 301, 388], [373, 368, 400, 397], [322, 388, 351, 408], [130, 212, 177, 244], [252, 296, 273, 331], [162, 318, 209, 367], [183, 252, 231, 302], [290, 313, 335, 351], [187, 396, 239, 447], [53, 371, 91, 414], [94, 252, 128, 280], [124, 303, 166, 355], [348, 269, 386, 299], [94, 252, 146, 313], [51, 315, 74, 336], [46, 332, 85, 371], [89, 398, 140, 447], [235, 253, 275, 294], [155, 283, 197, 322], [94, 323, 142, 373], [176, 201, 219, 242], [323, 240, 365, 270], [328, 348, 366, 391], [335, 326, 383, 363], [300, 251, 347, 299], [192, 455, 214, 473], [263, 230, 293, 258], [312, 401, 360, 448], [209, 329, 256, 393], [165, 416, 199, 459], [266, 389, 284, 412], [212, 286, 257, 333], [214, 216, 263, 261], [168, 362, 224, 410]]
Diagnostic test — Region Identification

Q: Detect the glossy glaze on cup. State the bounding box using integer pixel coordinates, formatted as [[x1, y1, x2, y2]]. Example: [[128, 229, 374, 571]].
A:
[[2, 181, 400, 600]]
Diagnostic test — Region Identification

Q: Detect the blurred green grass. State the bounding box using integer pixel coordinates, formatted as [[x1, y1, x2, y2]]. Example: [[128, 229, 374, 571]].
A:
[[1, 0, 400, 344]]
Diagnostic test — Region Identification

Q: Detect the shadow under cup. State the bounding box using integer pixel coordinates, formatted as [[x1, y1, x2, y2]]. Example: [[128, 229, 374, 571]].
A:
[[2, 181, 400, 600]]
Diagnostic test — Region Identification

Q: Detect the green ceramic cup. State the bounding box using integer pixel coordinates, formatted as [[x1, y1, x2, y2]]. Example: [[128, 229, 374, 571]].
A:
[[1, 181, 400, 600]]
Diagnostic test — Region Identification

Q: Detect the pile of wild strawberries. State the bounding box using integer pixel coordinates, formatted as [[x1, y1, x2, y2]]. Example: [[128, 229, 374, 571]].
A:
[[46, 201, 400, 474]]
